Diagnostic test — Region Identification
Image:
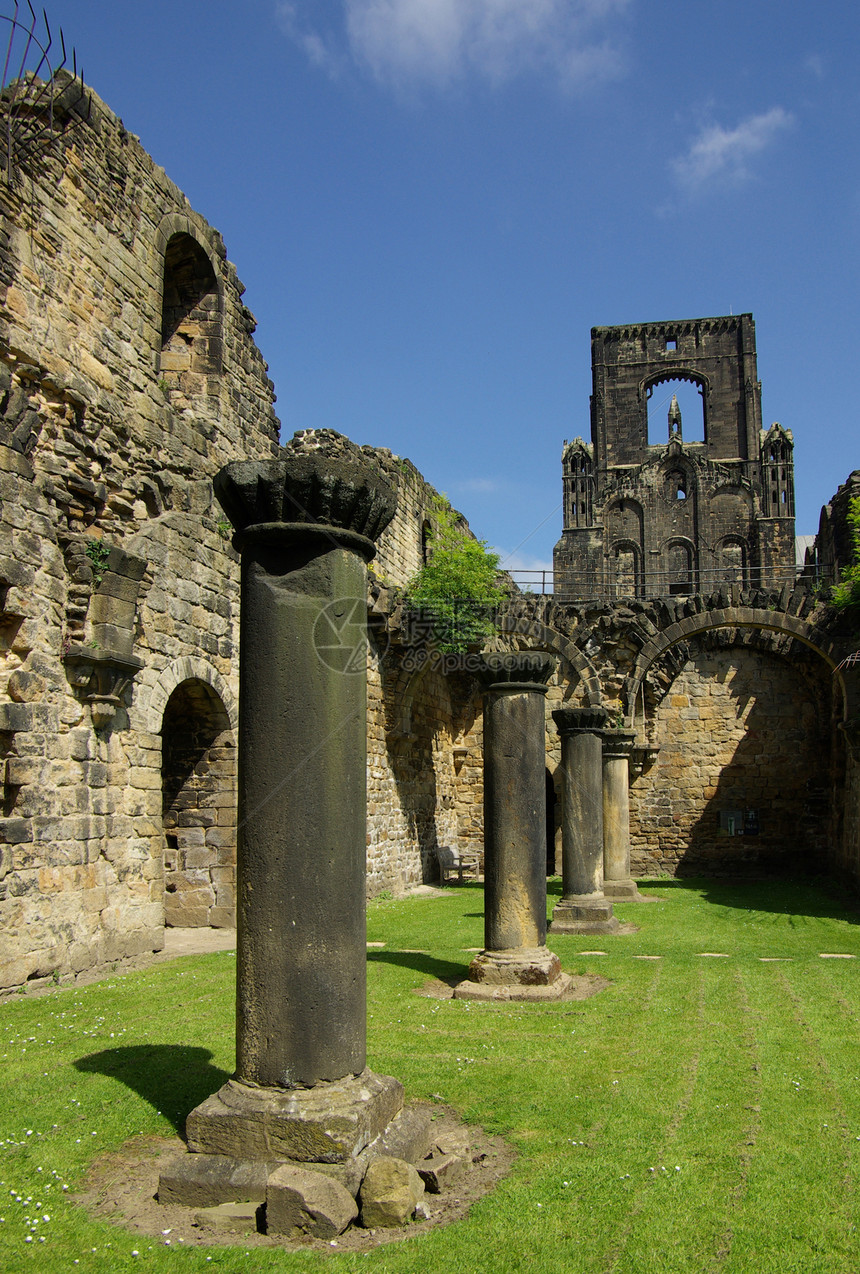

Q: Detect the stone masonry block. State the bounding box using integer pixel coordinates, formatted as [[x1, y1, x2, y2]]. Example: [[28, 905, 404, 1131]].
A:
[[266, 1165, 358, 1239]]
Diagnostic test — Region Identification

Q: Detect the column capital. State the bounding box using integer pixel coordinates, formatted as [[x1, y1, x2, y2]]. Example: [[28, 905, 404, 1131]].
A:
[[214, 438, 397, 553], [601, 728, 637, 759], [552, 706, 608, 736], [475, 651, 556, 694]]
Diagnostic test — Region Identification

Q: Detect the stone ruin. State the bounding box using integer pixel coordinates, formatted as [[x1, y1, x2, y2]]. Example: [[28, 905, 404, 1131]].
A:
[[1, 65, 860, 1010]]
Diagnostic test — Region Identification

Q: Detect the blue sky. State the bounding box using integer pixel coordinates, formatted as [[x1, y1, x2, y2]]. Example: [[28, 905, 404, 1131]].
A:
[[16, 1, 860, 572]]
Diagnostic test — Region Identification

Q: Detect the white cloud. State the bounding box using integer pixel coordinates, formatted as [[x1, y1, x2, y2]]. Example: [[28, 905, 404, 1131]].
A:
[[277, 3, 346, 78], [671, 107, 793, 194], [494, 549, 554, 575], [279, 0, 631, 93]]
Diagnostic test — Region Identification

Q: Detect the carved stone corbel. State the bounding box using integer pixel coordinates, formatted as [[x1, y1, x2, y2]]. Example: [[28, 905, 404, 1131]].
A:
[[630, 743, 661, 780], [63, 645, 143, 730]]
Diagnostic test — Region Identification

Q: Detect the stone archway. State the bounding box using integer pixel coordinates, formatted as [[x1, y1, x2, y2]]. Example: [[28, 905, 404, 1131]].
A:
[[160, 678, 236, 928], [622, 603, 845, 722], [545, 768, 559, 875]]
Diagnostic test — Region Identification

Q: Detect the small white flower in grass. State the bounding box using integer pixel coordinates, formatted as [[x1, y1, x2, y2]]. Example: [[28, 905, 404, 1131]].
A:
[[131, 1251, 139, 1257]]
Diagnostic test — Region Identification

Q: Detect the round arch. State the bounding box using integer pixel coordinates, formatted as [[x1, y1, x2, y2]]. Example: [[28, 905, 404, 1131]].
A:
[[144, 657, 237, 736], [497, 606, 603, 705], [622, 605, 845, 723]]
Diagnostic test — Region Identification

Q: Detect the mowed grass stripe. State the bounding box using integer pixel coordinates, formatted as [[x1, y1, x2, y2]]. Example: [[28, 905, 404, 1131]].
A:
[[726, 962, 860, 1274], [596, 962, 768, 1274], [597, 964, 706, 1274], [706, 967, 764, 1274]]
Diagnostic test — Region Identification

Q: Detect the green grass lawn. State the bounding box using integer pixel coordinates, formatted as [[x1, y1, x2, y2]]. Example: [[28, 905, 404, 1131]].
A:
[[3, 876, 860, 1273]]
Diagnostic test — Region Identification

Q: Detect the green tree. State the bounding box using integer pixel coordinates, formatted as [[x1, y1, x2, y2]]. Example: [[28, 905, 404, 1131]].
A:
[[832, 496, 860, 611], [404, 496, 505, 653]]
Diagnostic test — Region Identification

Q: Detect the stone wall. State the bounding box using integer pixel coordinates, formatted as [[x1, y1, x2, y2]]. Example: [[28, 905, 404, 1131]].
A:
[[628, 638, 832, 876], [0, 77, 278, 989]]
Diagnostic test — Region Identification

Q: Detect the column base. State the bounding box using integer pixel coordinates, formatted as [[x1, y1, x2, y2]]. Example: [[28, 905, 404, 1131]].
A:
[[549, 895, 620, 935], [603, 879, 642, 899], [453, 946, 574, 1002], [184, 1069, 404, 1165], [159, 1082, 432, 1212]]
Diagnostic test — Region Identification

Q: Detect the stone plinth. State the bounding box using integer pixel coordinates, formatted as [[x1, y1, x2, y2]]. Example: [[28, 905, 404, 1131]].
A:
[[602, 729, 641, 900], [549, 707, 619, 935], [453, 652, 573, 1002], [161, 441, 402, 1214], [186, 1072, 405, 1164]]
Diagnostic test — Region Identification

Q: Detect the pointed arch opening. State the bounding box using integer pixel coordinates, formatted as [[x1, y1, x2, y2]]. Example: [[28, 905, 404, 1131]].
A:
[[647, 377, 705, 446]]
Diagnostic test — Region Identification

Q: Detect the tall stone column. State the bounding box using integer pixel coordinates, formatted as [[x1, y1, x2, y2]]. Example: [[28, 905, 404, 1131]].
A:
[[549, 708, 619, 935], [601, 729, 641, 900], [454, 652, 573, 1002], [172, 440, 407, 1173]]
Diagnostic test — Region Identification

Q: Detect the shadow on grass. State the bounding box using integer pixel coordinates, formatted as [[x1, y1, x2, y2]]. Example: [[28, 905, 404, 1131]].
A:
[[637, 875, 860, 925], [367, 949, 469, 983], [74, 1045, 230, 1133]]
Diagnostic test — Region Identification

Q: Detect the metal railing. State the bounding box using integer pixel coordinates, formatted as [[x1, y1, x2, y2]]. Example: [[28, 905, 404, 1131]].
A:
[[508, 564, 830, 601]]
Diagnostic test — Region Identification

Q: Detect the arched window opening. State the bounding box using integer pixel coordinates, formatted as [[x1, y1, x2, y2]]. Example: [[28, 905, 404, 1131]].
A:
[[647, 378, 705, 445], [666, 470, 688, 501], [718, 538, 747, 587], [665, 540, 695, 595], [421, 520, 432, 565], [159, 233, 221, 397], [162, 679, 235, 928], [612, 541, 643, 598]]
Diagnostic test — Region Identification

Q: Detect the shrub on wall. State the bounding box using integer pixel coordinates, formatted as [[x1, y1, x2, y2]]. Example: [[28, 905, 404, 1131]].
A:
[[832, 496, 860, 612], [404, 495, 504, 653]]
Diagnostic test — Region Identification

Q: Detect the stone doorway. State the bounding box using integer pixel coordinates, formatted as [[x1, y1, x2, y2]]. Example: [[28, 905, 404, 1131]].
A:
[[161, 678, 236, 928], [546, 769, 559, 875]]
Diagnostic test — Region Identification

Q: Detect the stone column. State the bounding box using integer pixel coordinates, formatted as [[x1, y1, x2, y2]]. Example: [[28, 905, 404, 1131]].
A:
[[172, 440, 407, 1174], [601, 729, 641, 900], [549, 708, 619, 935], [454, 652, 573, 1002]]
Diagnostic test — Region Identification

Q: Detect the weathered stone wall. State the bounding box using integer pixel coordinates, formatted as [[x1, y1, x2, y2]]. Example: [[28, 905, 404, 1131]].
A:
[[367, 645, 479, 896], [628, 639, 831, 875], [0, 78, 278, 988]]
